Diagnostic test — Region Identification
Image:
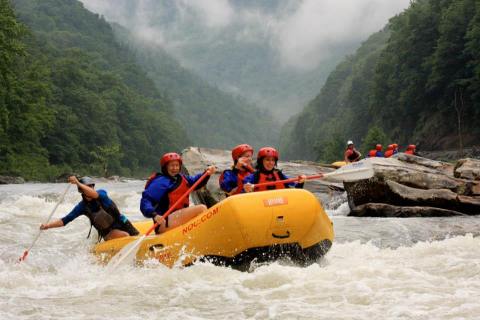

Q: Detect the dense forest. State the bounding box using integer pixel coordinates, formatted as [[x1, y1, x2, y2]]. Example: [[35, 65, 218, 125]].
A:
[[112, 25, 279, 149], [282, 0, 480, 162], [1, 0, 188, 180]]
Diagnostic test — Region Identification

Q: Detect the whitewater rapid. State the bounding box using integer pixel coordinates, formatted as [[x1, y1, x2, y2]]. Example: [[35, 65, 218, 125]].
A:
[[1, 182, 479, 319]]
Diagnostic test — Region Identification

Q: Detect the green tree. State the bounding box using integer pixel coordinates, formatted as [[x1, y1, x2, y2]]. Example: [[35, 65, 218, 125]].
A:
[[360, 126, 389, 156]]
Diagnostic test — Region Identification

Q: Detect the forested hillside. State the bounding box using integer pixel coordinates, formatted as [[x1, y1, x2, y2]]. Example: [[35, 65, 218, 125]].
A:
[[282, 0, 480, 161], [0, 0, 188, 180], [113, 25, 279, 149]]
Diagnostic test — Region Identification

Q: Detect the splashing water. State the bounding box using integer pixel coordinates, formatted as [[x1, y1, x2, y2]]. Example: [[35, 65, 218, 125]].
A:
[[1, 182, 480, 319]]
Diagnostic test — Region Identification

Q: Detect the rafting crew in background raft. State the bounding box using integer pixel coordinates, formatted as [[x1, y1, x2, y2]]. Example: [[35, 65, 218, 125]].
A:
[[243, 147, 307, 192], [140, 152, 216, 234], [219, 144, 255, 197], [344, 140, 362, 163], [40, 176, 139, 240]]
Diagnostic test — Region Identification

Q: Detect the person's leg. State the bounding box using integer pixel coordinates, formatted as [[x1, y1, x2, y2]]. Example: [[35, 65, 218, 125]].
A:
[[158, 205, 207, 233], [104, 229, 129, 240]]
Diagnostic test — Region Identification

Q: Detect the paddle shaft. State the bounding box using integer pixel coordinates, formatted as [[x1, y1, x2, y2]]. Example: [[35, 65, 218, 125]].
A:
[[106, 171, 211, 268], [19, 184, 71, 262], [143, 171, 210, 236], [252, 174, 323, 189]]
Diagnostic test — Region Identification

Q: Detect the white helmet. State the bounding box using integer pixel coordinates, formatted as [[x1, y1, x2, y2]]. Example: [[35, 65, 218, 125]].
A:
[[347, 140, 354, 146]]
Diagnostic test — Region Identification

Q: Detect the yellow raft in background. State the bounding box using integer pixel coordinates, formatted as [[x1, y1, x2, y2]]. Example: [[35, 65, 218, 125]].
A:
[[331, 161, 347, 168], [93, 189, 334, 270]]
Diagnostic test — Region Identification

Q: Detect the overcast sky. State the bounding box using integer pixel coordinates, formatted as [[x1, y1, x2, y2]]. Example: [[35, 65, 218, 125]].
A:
[[80, 0, 411, 70]]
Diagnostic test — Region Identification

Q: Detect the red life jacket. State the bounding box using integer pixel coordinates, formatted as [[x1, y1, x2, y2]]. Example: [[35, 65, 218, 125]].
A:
[[145, 172, 190, 211], [168, 175, 190, 211], [405, 150, 414, 155], [255, 170, 285, 191], [345, 149, 360, 161], [369, 150, 377, 157], [384, 150, 394, 158]]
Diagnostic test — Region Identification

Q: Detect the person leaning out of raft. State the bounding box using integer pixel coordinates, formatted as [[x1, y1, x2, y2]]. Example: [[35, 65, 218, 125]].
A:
[[140, 152, 216, 234], [40, 176, 139, 241], [243, 147, 307, 193], [344, 140, 361, 163], [219, 144, 255, 196]]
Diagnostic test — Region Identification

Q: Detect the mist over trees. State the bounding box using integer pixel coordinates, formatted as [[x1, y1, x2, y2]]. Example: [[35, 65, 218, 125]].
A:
[[79, 0, 409, 121], [282, 0, 480, 161], [112, 24, 279, 149]]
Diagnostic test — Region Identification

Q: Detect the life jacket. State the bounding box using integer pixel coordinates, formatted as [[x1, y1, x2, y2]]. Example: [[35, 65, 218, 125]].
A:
[[405, 150, 414, 155], [346, 149, 360, 161], [368, 150, 377, 157], [167, 175, 190, 211], [254, 170, 285, 191], [384, 150, 394, 158], [84, 199, 120, 238], [219, 169, 251, 196]]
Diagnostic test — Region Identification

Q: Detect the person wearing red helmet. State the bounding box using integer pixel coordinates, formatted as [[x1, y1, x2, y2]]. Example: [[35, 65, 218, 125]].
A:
[[243, 147, 307, 192], [392, 143, 399, 155], [219, 144, 255, 196], [345, 140, 362, 162], [405, 144, 417, 155], [140, 152, 216, 234], [384, 144, 394, 158], [368, 144, 384, 158]]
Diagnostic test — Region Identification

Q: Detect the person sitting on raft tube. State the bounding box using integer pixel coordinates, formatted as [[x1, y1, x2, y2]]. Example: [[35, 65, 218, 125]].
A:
[[368, 144, 384, 158], [40, 176, 139, 241], [243, 147, 306, 192], [344, 140, 362, 163], [384, 144, 394, 158], [219, 144, 255, 197], [392, 143, 399, 155], [405, 144, 417, 155], [140, 152, 216, 234]]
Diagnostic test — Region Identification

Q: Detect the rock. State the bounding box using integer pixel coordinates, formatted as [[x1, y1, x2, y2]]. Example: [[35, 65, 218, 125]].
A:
[[454, 158, 480, 180], [349, 203, 465, 217], [0, 175, 25, 184], [345, 156, 480, 216]]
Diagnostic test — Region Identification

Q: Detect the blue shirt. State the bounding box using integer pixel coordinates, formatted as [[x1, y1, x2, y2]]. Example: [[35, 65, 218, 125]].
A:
[[140, 173, 209, 218], [61, 189, 126, 225]]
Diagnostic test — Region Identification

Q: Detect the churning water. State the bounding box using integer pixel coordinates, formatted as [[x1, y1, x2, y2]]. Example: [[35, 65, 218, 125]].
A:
[[1, 182, 480, 319]]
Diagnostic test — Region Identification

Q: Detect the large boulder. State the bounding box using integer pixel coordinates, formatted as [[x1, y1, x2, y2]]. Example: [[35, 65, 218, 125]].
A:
[[454, 158, 480, 180], [344, 154, 480, 216]]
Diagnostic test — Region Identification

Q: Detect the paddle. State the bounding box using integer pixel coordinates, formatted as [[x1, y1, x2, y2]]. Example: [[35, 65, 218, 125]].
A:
[[18, 184, 71, 262], [107, 170, 211, 269], [250, 161, 374, 189]]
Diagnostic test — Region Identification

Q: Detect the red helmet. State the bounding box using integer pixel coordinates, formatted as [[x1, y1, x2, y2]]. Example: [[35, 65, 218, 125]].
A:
[[257, 147, 279, 160], [387, 144, 393, 150], [376, 144, 383, 151], [160, 152, 182, 167], [407, 144, 416, 150], [232, 144, 254, 161], [392, 143, 398, 149]]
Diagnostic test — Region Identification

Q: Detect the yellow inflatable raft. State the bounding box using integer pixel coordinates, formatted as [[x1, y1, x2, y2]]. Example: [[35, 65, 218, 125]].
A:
[[93, 189, 334, 269], [331, 161, 347, 168]]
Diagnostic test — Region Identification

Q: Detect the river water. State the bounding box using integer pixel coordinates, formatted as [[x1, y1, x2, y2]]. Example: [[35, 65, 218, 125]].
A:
[[1, 181, 480, 319]]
